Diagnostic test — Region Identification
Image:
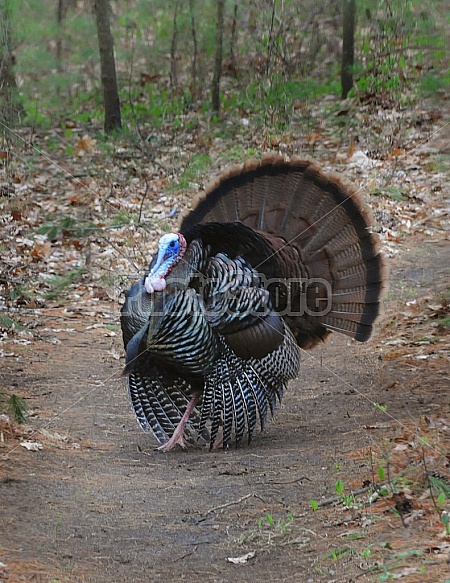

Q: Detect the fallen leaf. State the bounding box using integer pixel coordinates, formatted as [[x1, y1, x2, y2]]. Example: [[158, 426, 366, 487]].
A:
[[39, 428, 68, 442], [20, 441, 43, 451], [392, 567, 420, 579], [76, 134, 97, 153], [32, 241, 52, 260], [227, 551, 256, 564]]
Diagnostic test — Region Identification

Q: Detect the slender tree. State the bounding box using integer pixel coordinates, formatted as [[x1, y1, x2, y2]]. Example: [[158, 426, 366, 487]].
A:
[[94, 0, 122, 133], [56, 0, 67, 72], [170, 0, 180, 88], [0, 0, 22, 128], [341, 0, 356, 98], [188, 0, 198, 99], [55, 0, 76, 92], [229, 1, 238, 74], [211, 0, 225, 113]]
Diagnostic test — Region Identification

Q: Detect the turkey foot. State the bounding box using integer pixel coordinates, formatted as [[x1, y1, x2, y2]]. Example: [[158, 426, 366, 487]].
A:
[[157, 392, 200, 452]]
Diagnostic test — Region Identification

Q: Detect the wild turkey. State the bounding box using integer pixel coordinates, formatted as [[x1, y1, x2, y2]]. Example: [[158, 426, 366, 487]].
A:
[[121, 155, 386, 451]]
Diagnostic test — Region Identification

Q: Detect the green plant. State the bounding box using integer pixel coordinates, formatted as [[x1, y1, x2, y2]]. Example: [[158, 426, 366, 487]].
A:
[[104, 324, 119, 332], [257, 512, 294, 535], [420, 70, 450, 96], [371, 186, 406, 201], [110, 210, 136, 228], [170, 153, 212, 191], [236, 511, 298, 548], [36, 215, 97, 240], [5, 284, 34, 305], [0, 392, 27, 424], [436, 316, 450, 328], [0, 314, 27, 332], [374, 402, 388, 413], [54, 516, 62, 542], [325, 546, 353, 561], [376, 466, 391, 496], [42, 267, 85, 300], [244, 76, 339, 128], [431, 474, 450, 498], [335, 479, 358, 509], [355, 0, 435, 106], [441, 512, 450, 536]]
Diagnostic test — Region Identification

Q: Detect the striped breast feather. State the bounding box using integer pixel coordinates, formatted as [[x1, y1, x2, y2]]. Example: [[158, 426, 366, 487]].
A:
[[146, 288, 219, 376]]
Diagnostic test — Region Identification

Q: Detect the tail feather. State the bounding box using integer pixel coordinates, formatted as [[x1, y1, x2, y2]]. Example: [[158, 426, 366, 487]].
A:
[[332, 285, 381, 302], [322, 319, 374, 340], [180, 155, 387, 349], [128, 373, 151, 432], [251, 363, 286, 406]]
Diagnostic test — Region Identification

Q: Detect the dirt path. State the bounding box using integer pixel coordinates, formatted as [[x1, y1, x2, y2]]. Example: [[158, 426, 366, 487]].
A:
[[1, 238, 449, 583]]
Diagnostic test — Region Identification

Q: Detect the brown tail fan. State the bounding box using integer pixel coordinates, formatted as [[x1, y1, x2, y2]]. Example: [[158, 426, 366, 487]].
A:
[[180, 155, 387, 349]]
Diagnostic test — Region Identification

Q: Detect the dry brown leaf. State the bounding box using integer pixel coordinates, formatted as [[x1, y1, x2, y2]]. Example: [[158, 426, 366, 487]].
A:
[[31, 241, 52, 260]]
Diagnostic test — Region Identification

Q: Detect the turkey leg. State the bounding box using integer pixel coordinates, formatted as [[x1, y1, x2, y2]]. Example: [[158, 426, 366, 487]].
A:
[[157, 391, 201, 452]]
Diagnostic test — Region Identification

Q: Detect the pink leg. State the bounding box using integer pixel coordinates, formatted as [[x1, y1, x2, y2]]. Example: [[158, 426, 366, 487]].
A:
[[211, 435, 224, 450], [157, 392, 200, 452]]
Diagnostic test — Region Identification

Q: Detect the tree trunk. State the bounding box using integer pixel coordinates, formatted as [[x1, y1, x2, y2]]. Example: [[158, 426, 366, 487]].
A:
[[188, 0, 198, 100], [170, 0, 180, 88], [266, 0, 277, 76], [229, 1, 238, 74], [0, 0, 23, 129], [94, 0, 122, 133], [211, 0, 225, 113], [341, 0, 356, 99], [56, 0, 66, 72]]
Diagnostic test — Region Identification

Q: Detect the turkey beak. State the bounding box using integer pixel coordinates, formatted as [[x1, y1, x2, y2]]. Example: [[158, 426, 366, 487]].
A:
[[149, 248, 167, 276], [145, 247, 171, 293]]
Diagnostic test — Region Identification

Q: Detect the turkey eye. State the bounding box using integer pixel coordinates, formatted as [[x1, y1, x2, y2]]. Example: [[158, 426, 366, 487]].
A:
[[169, 241, 175, 247]]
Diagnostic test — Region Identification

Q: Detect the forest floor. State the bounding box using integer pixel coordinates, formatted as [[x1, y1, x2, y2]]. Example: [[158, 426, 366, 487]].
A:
[[0, 94, 449, 583]]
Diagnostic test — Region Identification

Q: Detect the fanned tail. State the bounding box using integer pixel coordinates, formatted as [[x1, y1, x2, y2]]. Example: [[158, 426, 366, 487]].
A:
[[180, 155, 387, 349]]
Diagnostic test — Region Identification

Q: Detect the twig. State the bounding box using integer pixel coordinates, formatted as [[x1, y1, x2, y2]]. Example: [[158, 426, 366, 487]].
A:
[[174, 545, 198, 562], [422, 446, 439, 510], [269, 476, 311, 485], [204, 493, 265, 515], [138, 175, 150, 224]]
